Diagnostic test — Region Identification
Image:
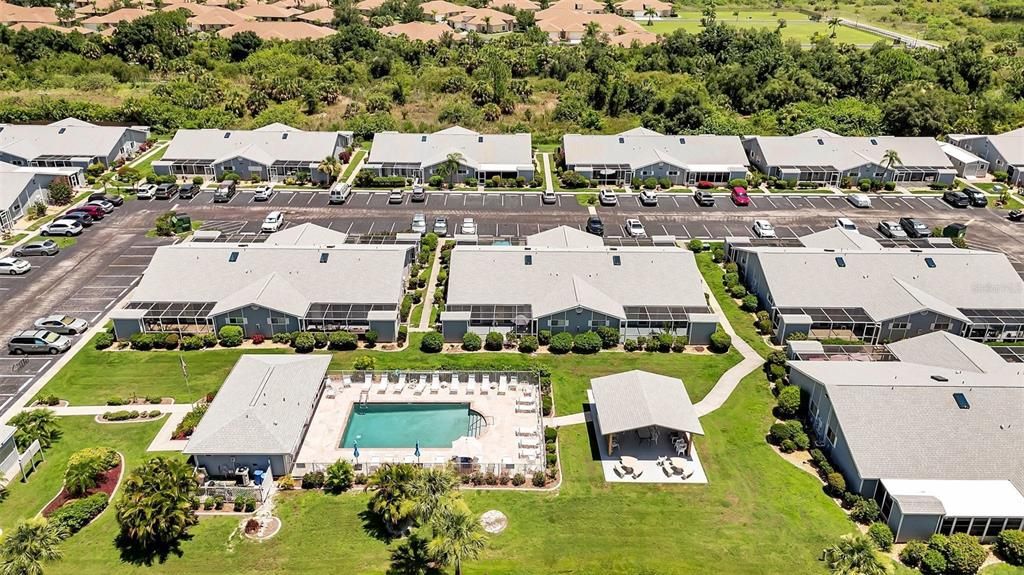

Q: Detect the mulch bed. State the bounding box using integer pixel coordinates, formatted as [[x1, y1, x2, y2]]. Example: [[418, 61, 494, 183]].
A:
[[42, 461, 123, 516]]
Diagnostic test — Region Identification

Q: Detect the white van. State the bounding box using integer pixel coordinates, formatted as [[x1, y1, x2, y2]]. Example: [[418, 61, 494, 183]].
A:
[[329, 182, 352, 204]]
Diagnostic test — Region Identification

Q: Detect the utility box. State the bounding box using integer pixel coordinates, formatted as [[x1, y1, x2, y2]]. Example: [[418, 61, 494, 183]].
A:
[[170, 214, 192, 233], [942, 223, 967, 238]]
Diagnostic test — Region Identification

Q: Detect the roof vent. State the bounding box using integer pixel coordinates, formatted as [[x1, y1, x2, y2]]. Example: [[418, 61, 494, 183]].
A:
[[870, 138, 878, 145], [925, 257, 936, 268], [524, 255, 532, 266], [612, 255, 621, 266], [224, 132, 231, 138], [319, 253, 329, 263], [930, 375, 949, 382], [618, 137, 624, 144], [816, 138, 823, 145], [953, 392, 970, 410], [421, 135, 427, 142], [58, 127, 67, 134], [229, 251, 239, 262], [835, 256, 846, 268]]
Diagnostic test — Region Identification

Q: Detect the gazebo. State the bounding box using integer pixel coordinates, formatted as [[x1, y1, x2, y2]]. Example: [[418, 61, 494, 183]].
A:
[[590, 370, 704, 458]]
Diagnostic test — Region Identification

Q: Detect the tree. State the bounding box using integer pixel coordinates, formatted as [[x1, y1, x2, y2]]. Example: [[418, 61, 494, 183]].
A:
[[317, 155, 343, 182], [228, 30, 262, 62], [115, 456, 198, 557], [8, 409, 61, 451], [827, 16, 840, 38], [603, 0, 616, 13], [365, 463, 419, 534], [822, 535, 885, 575], [881, 149, 901, 178], [411, 465, 459, 523], [324, 459, 355, 493], [389, 534, 441, 575], [428, 499, 487, 575], [55, 5, 75, 26], [46, 179, 73, 206], [0, 518, 67, 575], [434, 152, 464, 188], [700, 0, 716, 27], [644, 6, 656, 25]]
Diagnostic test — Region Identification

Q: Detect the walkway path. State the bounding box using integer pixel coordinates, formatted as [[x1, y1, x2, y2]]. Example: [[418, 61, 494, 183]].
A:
[[343, 151, 366, 185], [541, 153, 554, 193], [415, 241, 445, 331], [547, 412, 588, 427], [838, 18, 939, 49], [147, 410, 190, 452], [692, 287, 764, 417]]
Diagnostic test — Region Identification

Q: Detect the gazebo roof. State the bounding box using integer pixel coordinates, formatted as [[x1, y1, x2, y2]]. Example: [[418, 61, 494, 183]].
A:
[[590, 370, 704, 436]]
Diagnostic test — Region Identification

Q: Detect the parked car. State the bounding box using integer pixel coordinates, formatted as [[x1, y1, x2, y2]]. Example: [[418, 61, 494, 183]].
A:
[[694, 189, 715, 206], [7, 329, 72, 355], [625, 218, 646, 238], [40, 219, 83, 237], [86, 199, 115, 213], [848, 193, 872, 208], [639, 189, 658, 206], [731, 187, 750, 206], [1010, 210, 1024, 222], [877, 220, 907, 239], [66, 205, 104, 220], [13, 239, 59, 257], [752, 219, 776, 238], [59, 212, 93, 227], [461, 217, 477, 235], [388, 190, 404, 204], [943, 190, 970, 208], [178, 183, 198, 199], [411, 213, 427, 235], [261, 211, 284, 233], [966, 189, 988, 207], [834, 218, 857, 231], [135, 183, 157, 199], [411, 185, 426, 202], [154, 183, 178, 200], [253, 184, 275, 202], [0, 257, 31, 275], [599, 188, 618, 206], [586, 216, 604, 236], [34, 314, 89, 335], [213, 181, 237, 203], [329, 182, 352, 204], [88, 192, 123, 206], [541, 190, 557, 204], [899, 217, 930, 238], [433, 216, 448, 236]]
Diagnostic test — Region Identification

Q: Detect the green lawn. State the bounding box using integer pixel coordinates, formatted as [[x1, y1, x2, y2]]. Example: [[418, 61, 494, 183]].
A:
[[983, 566, 1024, 574], [128, 144, 167, 176], [1, 232, 27, 245], [695, 251, 776, 358], [341, 149, 366, 182], [575, 193, 597, 207], [28, 234, 77, 249], [409, 302, 425, 325], [642, 12, 886, 44]]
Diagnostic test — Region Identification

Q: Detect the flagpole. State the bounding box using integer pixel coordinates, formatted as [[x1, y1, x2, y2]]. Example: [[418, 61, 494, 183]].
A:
[[179, 353, 193, 403]]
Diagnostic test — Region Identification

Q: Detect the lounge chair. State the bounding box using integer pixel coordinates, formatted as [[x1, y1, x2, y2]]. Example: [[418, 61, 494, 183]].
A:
[[661, 464, 673, 477], [515, 396, 533, 406], [324, 385, 336, 399], [519, 449, 538, 461], [522, 385, 534, 397], [631, 469, 644, 480], [516, 426, 536, 437], [465, 376, 476, 395], [515, 402, 536, 413], [449, 381, 459, 394], [360, 378, 372, 392], [392, 378, 406, 394], [481, 374, 490, 394], [509, 374, 518, 390], [413, 381, 427, 395], [375, 381, 388, 394], [612, 464, 627, 478], [499, 374, 508, 387], [497, 381, 508, 395], [518, 437, 539, 449], [342, 374, 353, 388], [429, 378, 441, 394]]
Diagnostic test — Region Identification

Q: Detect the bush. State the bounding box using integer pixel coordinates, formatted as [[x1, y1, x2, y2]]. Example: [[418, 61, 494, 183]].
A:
[[729, 284, 748, 299], [324, 460, 355, 494], [312, 331, 328, 349], [102, 410, 135, 421], [398, 325, 408, 343], [163, 333, 179, 350], [729, 178, 748, 188], [538, 330, 552, 345], [329, 331, 357, 351], [49, 493, 109, 536], [180, 335, 203, 351], [594, 326, 619, 349], [850, 498, 880, 524], [172, 404, 207, 440], [768, 420, 802, 444], [37, 394, 60, 406], [218, 325, 243, 347], [511, 473, 526, 486], [421, 332, 443, 353], [711, 247, 725, 263], [353, 356, 376, 370], [883, 181, 896, 191], [672, 336, 688, 352], [623, 339, 638, 352], [293, 332, 316, 353], [741, 294, 759, 311], [65, 447, 118, 496], [364, 331, 378, 347], [302, 471, 325, 489], [518, 335, 538, 353], [462, 332, 482, 351], [900, 540, 929, 568], [572, 331, 602, 354], [709, 330, 732, 353], [531, 472, 546, 487], [94, 333, 114, 350], [825, 472, 846, 496], [921, 549, 948, 575], [541, 394, 552, 416], [780, 439, 797, 453], [484, 331, 503, 351], [997, 530, 1024, 565], [941, 533, 987, 575], [867, 523, 893, 551], [548, 332, 573, 354], [400, 294, 413, 321], [723, 272, 739, 287], [687, 239, 704, 253], [201, 333, 218, 348], [776, 385, 801, 418]]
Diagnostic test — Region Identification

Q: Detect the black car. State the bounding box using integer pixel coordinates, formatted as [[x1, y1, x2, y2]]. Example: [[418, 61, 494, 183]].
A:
[[59, 212, 94, 227], [943, 190, 970, 208], [966, 189, 988, 207], [88, 192, 124, 206], [585, 216, 604, 236], [898, 217, 930, 238], [694, 189, 715, 206], [178, 183, 198, 199], [154, 183, 178, 200]]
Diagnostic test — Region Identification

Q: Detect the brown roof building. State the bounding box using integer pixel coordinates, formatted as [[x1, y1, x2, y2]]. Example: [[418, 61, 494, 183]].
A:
[[379, 20, 461, 42], [216, 20, 334, 39], [235, 3, 300, 20], [537, 10, 642, 42], [450, 6, 515, 32], [82, 7, 151, 30], [0, 2, 58, 24], [488, 0, 539, 11], [295, 6, 334, 23]]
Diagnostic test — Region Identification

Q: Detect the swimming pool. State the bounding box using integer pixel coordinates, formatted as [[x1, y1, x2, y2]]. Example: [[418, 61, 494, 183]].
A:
[[340, 403, 484, 448]]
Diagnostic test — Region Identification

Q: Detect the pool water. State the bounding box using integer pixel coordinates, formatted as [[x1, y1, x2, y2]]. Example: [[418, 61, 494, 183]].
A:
[[340, 403, 483, 448]]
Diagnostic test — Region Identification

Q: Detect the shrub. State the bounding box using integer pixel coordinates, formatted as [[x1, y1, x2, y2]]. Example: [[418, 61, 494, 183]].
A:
[[106, 397, 127, 406], [462, 332, 482, 351], [776, 385, 801, 418], [302, 471, 325, 489], [329, 331, 357, 350], [709, 330, 732, 353], [711, 247, 725, 263], [531, 472, 546, 487], [544, 426, 558, 443], [723, 272, 739, 287], [103, 410, 134, 421], [687, 239, 704, 253], [548, 332, 573, 354], [644, 337, 661, 352], [147, 410, 161, 418], [172, 404, 208, 440], [324, 460, 355, 494], [825, 472, 846, 496], [511, 473, 526, 486], [398, 326, 408, 343], [730, 284, 748, 299], [201, 333, 218, 348], [572, 331, 602, 354], [941, 533, 987, 575], [400, 294, 413, 321], [364, 331, 378, 347], [218, 325, 243, 347], [180, 335, 203, 351], [595, 326, 619, 349], [312, 331, 328, 349], [672, 336, 688, 352], [729, 178, 748, 188], [163, 333, 179, 350], [623, 339, 638, 351], [997, 530, 1024, 565], [353, 356, 376, 371], [867, 523, 893, 551], [766, 363, 787, 382], [883, 181, 896, 191], [538, 330, 552, 345], [484, 331, 504, 351], [768, 420, 802, 444], [65, 447, 118, 496], [292, 332, 315, 353], [792, 431, 810, 450], [94, 333, 114, 350], [421, 332, 444, 353], [850, 498, 880, 524], [518, 336, 539, 353], [49, 493, 109, 536], [128, 333, 152, 351], [900, 540, 929, 567], [428, 174, 443, 188], [780, 439, 797, 453], [277, 475, 295, 491], [37, 394, 60, 406], [541, 394, 553, 416], [921, 549, 948, 575], [741, 294, 759, 311]]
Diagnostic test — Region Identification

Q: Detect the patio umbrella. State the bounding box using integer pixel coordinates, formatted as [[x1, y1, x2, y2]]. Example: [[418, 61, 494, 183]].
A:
[[450, 436, 483, 459], [414, 441, 421, 465], [353, 441, 360, 466]]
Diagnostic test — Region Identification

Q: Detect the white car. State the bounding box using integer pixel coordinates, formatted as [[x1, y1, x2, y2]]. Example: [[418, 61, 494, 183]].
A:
[[411, 213, 427, 235], [86, 199, 115, 213], [461, 217, 477, 235], [639, 189, 658, 206], [877, 220, 907, 239], [752, 219, 776, 238], [848, 193, 872, 208], [625, 218, 646, 238], [253, 184, 275, 201], [136, 184, 157, 199], [40, 219, 83, 237], [34, 314, 89, 335], [834, 218, 857, 231], [599, 188, 618, 206], [0, 257, 31, 275], [261, 211, 284, 233]]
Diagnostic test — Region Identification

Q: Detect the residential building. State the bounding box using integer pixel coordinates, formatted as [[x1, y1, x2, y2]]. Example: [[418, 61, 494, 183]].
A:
[[940, 142, 989, 179], [449, 7, 516, 32], [536, 10, 644, 43], [164, 3, 252, 31], [419, 0, 467, 21], [537, 0, 604, 15], [0, 2, 58, 24], [295, 7, 334, 24], [365, 126, 533, 184], [742, 129, 957, 186], [725, 227, 1024, 344], [948, 128, 1024, 185], [0, 163, 82, 231], [786, 332, 1024, 543], [152, 124, 352, 183], [184, 354, 331, 478], [5, 22, 92, 33], [0, 118, 149, 169], [562, 127, 748, 186], [355, 0, 385, 13], [607, 29, 658, 46], [111, 223, 414, 341], [488, 0, 539, 11], [215, 20, 334, 39], [441, 226, 719, 344], [616, 0, 672, 18], [235, 3, 300, 20], [81, 8, 151, 31], [273, 0, 330, 9], [378, 20, 460, 42]]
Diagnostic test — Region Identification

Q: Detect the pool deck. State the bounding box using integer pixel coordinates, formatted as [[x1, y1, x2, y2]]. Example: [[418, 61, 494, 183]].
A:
[[294, 372, 545, 477]]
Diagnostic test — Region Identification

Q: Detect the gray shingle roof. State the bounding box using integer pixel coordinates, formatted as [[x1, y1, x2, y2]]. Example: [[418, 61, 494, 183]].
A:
[[886, 331, 1010, 374], [161, 127, 344, 164], [263, 222, 349, 246], [526, 226, 604, 248], [748, 131, 954, 171], [366, 126, 532, 170], [0, 162, 80, 210], [590, 370, 704, 435], [563, 129, 748, 171], [183, 355, 330, 455], [0, 119, 147, 162]]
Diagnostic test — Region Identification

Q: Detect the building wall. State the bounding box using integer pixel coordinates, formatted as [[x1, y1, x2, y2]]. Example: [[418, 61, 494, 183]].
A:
[[193, 453, 289, 478], [442, 318, 469, 342], [791, 370, 865, 493], [951, 136, 1024, 184], [212, 306, 300, 338], [538, 308, 621, 334], [688, 319, 718, 345], [878, 313, 965, 344], [112, 317, 145, 339], [368, 318, 398, 342], [0, 174, 62, 227], [888, 504, 941, 543]]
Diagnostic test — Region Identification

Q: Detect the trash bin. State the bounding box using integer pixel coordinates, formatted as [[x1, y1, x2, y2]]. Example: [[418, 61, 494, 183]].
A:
[[942, 223, 967, 238], [170, 214, 192, 233]]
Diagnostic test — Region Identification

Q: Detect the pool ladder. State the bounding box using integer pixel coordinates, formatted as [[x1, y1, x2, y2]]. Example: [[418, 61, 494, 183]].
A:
[[358, 390, 369, 406], [467, 414, 493, 438]]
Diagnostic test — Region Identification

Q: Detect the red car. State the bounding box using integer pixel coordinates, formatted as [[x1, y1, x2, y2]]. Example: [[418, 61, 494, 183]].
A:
[[731, 187, 750, 206], [66, 205, 105, 220]]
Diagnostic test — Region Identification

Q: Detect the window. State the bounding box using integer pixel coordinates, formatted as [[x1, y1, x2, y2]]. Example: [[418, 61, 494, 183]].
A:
[[969, 519, 988, 537], [891, 322, 908, 330], [667, 171, 679, 176], [319, 253, 329, 263], [953, 392, 970, 410], [826, 426, 836, 446], [225, 317, 247, 325], [932, 322, 951, 331], [588, 320, 609, 327], [549, 319, 567, 327], [524, 255, 532, 266], [268, 317, 289, 325]]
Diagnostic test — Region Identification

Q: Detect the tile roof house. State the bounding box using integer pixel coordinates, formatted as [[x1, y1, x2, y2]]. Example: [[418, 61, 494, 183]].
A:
[[787, 331, 1024, 543], [449, 6, 516, 32], [947, 128, 1024, 185], [725, 227, 1024, 344], [616, 0, 672, 18], [418, 0, 467, 21], [152, 124, 352, 183], [0, 2, 58, 24], [607, 29, 658, 46], [0, 118, 149, 169], [0, 162, 83, 231], [111, 227, 414, 342], [214, 20, 334, 39], [537, 0, 604, 15], [235, 2, 301, 20], [5, 22, 92, 33], [81, 7, 151, 30], [273, 0, 330, 9], [378, 20, 460, 42], [355, 0, 386, 13], [742, 129, 957, 186], [442, 226, 719, 344], [295, 6, 334, 23], [488, 0, 539, 11], [562, 127, 748, 186], [183, 354, 331, 478], [165, 3, 252, 30], [365, 126, 533, 184], [536, 10, 644, 43]]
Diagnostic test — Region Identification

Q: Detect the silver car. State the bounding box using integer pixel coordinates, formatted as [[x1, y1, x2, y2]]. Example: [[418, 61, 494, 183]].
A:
[[461, 217, 477, 235], [411, 213, 427, 235], [40, 219, 83, 237], [0, 257, 31, 275], [13, 239, 59, 257], [86, 199, 115, 213], [7, 329, 72, 355], [433, 216, 448, 237], [34, 314, 89, 335], [136, 184, 157, 199]]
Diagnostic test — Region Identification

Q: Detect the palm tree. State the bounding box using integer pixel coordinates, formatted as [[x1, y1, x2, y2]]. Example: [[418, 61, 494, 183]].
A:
[[583, 20, 601, 39], [389, 534, 440, 575], [412, 466, 459, 524], [427, 500, 487, 575], [115, 457, 198, 555], [882, 149, 902, 179], [434, 152, 464, 188], [827, 16, 840, 38], [603, 0, 616, 13], [614, 24, 626, 35], [775, 17, 786, 32], [8, 409, 61, 450], [644, 5, 656, 25], [822, 535, 885, 575], [482, 15, 491, 33], [317, 155, 343, 183], [0, 518, 67, 575], [365, 463, 419, 534]]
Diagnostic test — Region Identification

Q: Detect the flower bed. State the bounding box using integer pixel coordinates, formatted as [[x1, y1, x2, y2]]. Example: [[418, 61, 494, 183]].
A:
[[42, 455, 123, 517]]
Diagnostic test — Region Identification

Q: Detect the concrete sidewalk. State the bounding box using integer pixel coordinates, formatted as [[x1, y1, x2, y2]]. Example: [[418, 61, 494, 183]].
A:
[[693, 287, 764, 417]]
